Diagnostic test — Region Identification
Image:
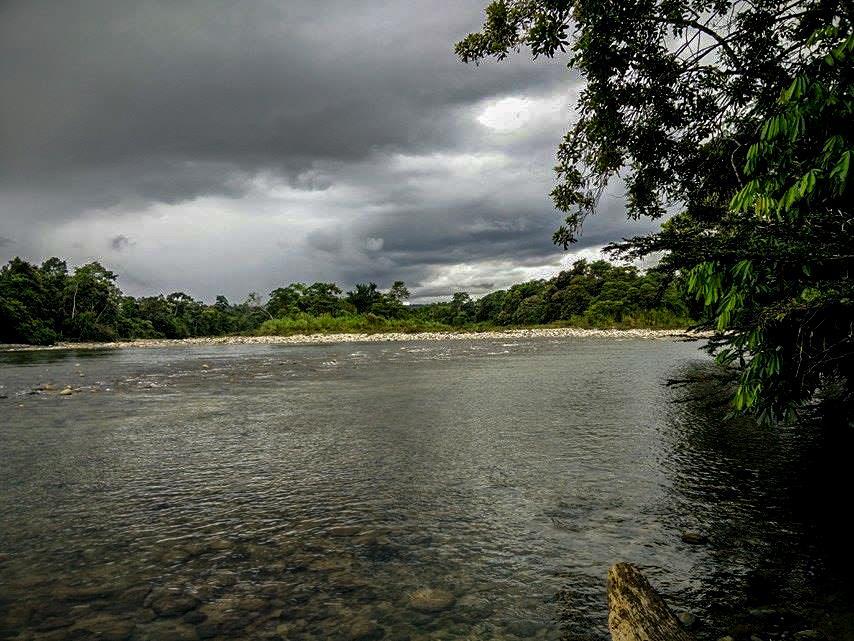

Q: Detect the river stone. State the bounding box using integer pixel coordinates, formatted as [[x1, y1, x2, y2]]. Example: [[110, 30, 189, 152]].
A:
[[139, 620, 198, 641], [794, 631, 823, 640], [677, 611, 697, 628], [206, 537, 234, 551], [407, 588, 455, 613], [345, 617, 385, 641], [328, 525, 362, 537], [59, 387, 73, 396], [207, 570, 239, 587], [506, 619, 540, 637], [195, 622, 219, 639], [182, 610, 207, 624], [75, 615, 135, 641], [748, 607, 780, 621], [681, 531, 709, 544], [146, 588, 200, 617]]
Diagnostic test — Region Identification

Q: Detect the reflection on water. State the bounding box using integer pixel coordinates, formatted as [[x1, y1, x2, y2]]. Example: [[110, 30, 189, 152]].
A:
[[0, 338, 850, 641]]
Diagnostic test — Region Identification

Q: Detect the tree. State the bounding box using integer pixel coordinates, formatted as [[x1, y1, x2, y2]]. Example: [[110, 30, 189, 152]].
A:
[[346, 282, 382, 314], [458, 0, 853, 421], [63, 262, 122, 341], [267, 284, 305, 318], [388, 281, 410, 302], [0, 258, 59, 344]]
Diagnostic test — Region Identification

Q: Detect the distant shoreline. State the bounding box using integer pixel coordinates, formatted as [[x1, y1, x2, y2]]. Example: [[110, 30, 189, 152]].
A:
[[0, 327, 709, 352]]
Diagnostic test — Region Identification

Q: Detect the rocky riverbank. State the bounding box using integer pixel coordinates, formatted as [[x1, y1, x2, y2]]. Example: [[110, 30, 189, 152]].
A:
[[0, 327, 707, 351]]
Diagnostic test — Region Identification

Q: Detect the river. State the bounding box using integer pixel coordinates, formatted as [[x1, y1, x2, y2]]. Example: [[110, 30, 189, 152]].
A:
[[0, 337, 851, 641]]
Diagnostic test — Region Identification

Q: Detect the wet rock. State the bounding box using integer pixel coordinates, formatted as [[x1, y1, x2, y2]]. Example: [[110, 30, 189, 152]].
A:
[[750, 635, 764, 641], [748, 608, 781, 622], [195, 622, 219, 639], [730, 622, 761, 639], [717, 636, 735, 641], [207, 569, 239, 587], [53, 583, 121, 602], [33, 616, 75, 632], [309, 557, 348, 572], [206, 537, 235, 551], [677, 612, 697, 628], [160, 548, 191, 564], [345, 617, 385, 641], [182, 610, 207, 624], [198, 595, 265, 633], [75, 615, 135, 641], [607, 563, 693, 641], [59, 387, 73, 396], [328, 525, 362, 537], [505, 619, 541, 637], [145, 588, 200, 617], [137, 619, 198, 641], [681, 531, 709, 545], [794, 631, 823, 640], [36, 383, 56, 391], [407, 588, 456, 613]]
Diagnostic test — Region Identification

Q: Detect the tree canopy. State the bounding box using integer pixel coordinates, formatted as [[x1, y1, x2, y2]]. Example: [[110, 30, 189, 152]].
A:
[[457, 0, 853, 422]]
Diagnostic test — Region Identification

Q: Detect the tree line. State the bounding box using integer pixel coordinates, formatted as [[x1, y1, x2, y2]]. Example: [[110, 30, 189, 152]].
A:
[[0, 256, 693, 345]]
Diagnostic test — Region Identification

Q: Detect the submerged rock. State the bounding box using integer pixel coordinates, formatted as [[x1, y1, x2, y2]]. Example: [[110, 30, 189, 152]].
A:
[[681, 531, 709, 545], [345, 617, 384, 641], [328, 525, 363, 537], [145, 588, 199, 617], [407, 588, 455, 613], [678, 612, 698, 628]]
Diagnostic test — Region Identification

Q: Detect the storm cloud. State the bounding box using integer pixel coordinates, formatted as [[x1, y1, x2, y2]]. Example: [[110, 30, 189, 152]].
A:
[[0, 0, 657, 301]]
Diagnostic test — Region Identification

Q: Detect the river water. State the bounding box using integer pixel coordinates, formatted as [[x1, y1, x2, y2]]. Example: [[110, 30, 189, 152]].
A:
[[0, 337, 851, 641]]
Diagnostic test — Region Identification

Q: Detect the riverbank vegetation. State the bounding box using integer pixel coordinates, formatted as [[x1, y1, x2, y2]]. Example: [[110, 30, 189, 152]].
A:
[[0, 256, 693, 345], [458, 0, 852, 422]]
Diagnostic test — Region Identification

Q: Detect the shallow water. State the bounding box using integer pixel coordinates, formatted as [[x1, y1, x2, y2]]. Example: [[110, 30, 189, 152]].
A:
[[0, 338, 851, 641]]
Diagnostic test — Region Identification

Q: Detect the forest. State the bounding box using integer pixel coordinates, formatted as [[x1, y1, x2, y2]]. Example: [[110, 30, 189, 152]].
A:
[[0, 256, 693, 345]]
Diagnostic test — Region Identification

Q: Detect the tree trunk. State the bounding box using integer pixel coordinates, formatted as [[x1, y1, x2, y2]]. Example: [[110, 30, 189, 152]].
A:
[[607, 563, 695, 641]]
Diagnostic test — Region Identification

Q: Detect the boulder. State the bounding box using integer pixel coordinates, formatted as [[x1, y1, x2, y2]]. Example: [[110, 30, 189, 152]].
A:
[[607, 563, 694, 641]]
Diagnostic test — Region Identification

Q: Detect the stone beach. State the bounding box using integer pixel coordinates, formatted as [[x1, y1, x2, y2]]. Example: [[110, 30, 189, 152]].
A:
[[0, 327, 707, 352]]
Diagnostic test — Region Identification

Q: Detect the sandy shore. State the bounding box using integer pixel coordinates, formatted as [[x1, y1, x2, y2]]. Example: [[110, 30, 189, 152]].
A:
[[0, 327, 708, 352]]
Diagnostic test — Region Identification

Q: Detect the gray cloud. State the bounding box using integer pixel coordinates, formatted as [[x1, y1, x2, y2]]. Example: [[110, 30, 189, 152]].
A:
[[0, 0, 655, 301], [110, 235, 132, 251]]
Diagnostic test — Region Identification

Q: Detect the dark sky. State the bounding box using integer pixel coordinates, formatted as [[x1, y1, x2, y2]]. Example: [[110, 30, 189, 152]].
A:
[[0, 0, 656, 301]]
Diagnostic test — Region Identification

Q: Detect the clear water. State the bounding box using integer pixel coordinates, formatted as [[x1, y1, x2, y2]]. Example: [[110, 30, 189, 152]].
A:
[[0, 338, 851, 641]]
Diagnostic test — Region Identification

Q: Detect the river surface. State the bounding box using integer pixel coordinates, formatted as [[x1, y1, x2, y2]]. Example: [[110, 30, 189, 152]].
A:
[[0, 337, 851, 641]]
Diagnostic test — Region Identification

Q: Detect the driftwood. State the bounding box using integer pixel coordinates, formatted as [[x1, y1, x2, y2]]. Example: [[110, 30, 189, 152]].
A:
[[608, 563, 695, 641]]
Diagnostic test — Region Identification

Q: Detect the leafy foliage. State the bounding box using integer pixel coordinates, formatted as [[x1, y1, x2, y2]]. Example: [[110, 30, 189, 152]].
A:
[[458, 0, 853, 421], [416, 259, 691, 328]]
